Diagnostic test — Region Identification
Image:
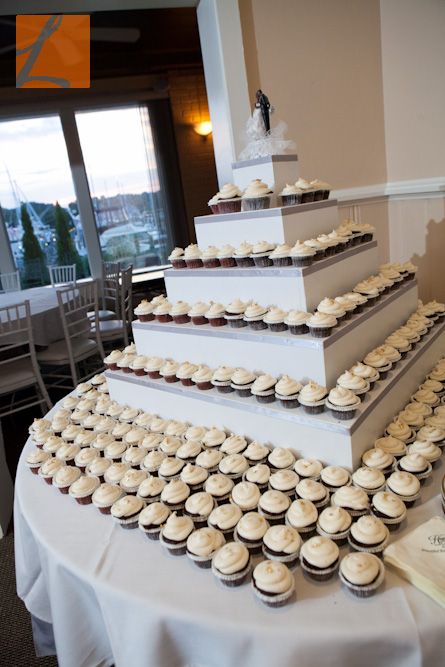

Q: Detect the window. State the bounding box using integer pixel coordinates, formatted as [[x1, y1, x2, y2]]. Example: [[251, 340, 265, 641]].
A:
[[75, 106, 173, 269], [0, 115, 90, 287]]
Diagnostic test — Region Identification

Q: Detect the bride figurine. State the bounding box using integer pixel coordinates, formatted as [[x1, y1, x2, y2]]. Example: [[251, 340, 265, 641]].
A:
[[238, 89, 296, 160]]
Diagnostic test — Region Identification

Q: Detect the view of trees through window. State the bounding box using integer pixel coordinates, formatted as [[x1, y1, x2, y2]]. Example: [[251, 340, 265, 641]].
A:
[[0, 115, 90, 288]]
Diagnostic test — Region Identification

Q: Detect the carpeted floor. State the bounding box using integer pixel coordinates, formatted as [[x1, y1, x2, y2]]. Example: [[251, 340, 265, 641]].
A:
[[0, 529, 58, 667]]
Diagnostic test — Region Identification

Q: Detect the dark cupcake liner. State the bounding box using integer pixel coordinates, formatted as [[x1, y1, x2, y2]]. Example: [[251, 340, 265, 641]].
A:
[[247, 319, 268, 330], [271, 257, 292, 267], [307, 326, 333, 338], [190, 316, 208, 326], [171, 258, 186, 269], [218, 199, 242, 214], [208, 317, 226, 327], [252, 255, 273, 268], [287, 323, 309, 335], [301, 192, 315, 203], [172, 314, 190, 324], [235, 257, 255, 267], [291, 256, 314, 267], [220, 257, 237, 268], [300, 556, 339, 581], [203, 258, 221, 269], [242, 197, 271, 211], [185, 259, 203, 269], [280, 193, 302, 206], [267, 322, 288, 332], [138, 313, 155, 322]]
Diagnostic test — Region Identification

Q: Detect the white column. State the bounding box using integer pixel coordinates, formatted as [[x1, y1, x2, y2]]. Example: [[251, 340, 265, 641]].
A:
[[60, 110, 103, 280], [197, 0, 251, 186], [0, 208, 15, 274]]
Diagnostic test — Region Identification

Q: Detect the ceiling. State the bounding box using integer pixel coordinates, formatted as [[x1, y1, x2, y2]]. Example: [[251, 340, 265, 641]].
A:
[[0, 8, 203, 88]]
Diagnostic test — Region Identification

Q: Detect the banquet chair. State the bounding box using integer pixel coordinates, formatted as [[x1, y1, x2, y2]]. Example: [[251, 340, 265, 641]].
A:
[[90, 265, 133, 348], [0, 270, 21, 293], [87, 261, 121, 322], [49, 264, 76, 287], [0, 300, 52, 420], [37, 281, 105, 389]]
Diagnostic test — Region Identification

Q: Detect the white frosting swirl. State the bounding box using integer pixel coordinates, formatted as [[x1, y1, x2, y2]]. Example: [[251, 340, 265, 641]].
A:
[[300, 536, 339, 568], [350, 515, 388, 545], [187, 527, 225, 557], [340, 552, 381, 585], [253, 560, 294, 594]]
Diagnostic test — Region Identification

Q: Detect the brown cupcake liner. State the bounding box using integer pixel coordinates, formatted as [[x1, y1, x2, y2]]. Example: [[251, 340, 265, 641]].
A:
[[235, 257, 255, 267], [138, 313, 155, 322], [185, 259, 203, 269], [202, 258, 221, 269], [242, 196, 271, 211], [171, 258, 186, 269], [246, 319, 268, 330], [291, 255, 314, 267], [208, 317, 226, 327], [190, 315, 208, 325], [156, 314, 173, 323], [300, 556, 339, 581], [211, 559, 252, 587], [132, 368, 147, 376], [219, 257, 237, 268], [218, 198, 242, 214], [172, 314, 191, 324], [271, 257, 292, 267]]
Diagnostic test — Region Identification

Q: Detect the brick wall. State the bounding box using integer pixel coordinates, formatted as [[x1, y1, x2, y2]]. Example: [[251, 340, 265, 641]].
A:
[[168, 69, 218, 243]]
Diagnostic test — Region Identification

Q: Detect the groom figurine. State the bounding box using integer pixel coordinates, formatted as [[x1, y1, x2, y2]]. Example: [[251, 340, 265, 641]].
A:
[[255, 89, 271, 134]]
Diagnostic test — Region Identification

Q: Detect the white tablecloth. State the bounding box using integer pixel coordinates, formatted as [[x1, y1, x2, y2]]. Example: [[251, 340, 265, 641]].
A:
[[0, 287, 63, 346], [14, 399, 445, 667]]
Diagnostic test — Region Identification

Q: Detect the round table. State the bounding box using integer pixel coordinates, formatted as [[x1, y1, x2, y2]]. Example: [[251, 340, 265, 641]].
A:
[[0, 286, 64, 346], [14, 397, 445, 667]]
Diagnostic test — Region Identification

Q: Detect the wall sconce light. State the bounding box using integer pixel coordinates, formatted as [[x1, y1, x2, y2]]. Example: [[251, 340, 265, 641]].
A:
[[193, 120, 212, 139]]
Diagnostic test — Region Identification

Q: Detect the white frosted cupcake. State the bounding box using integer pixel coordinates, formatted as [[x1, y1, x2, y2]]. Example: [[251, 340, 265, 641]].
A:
[[134, 299, 155, 322], [316, 506, 352, 544], [339, 552, 385, 598], [306, 312, 337, 338], [211, 541, 251, 587], [241, 179, 272, 211], [326, 386, 361, 420], [298, 381, 328, 414], [262, 525, 301, 568], [300, 536, 339, 581], [348, 515, 389, 555], [186, 527, 225, 568]]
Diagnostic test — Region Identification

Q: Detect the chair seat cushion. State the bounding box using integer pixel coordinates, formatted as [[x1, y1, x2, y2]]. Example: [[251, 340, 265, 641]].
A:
[[37, 337, 98, 363], [91, 320, 125, 337], [0, 359, 38, 395], [87, 309, 117, 321]]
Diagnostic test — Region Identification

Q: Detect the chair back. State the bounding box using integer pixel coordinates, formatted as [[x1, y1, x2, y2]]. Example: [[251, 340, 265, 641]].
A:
[[120, 265, 133, 327], [49, 264, 76, 287], [0, 270, 21, 293], [102, 261, 121, 316], [57, 281, 104, 358]]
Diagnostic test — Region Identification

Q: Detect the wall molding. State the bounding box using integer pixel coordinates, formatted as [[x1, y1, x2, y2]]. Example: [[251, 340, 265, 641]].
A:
[[333, 176, 445, 204]]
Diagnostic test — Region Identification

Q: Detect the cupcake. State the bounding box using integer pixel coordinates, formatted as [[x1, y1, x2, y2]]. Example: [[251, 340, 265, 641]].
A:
[[262, 525, 301, 568], [310, 179, 331, 201], [208, 503, 243, 540], [370, 491, 406, 530], [386, 471, 421, 507], [326, 386, 361, 420], [217, 244, 236, 268], [184, 243, 203, 269], [74, 447, 99, 473], [202, 245, 220, 269], [234, 511, 269, 554], [158, 457, 185, 482], [251, 374, 277, 403], [218, 454, 249, 482], [160, 360, 180, 383], [396, 453, 432, 482], [224, 298, 248, 328], [298, 381, 328, 414], [279, 183, 302, 207], [250, 240, 275, 268], [243, 302, 268, 330], [160, 512, 194, 555], [285, 499, 318, 536], [176, 361, 198, 387], [339, 552, 385, 598], [92, 482, 124, 515], [38, 457, 63, 485], [331, 485, 369, 517], [295, 178, 315, 203], [153, 300, 172, 323], [188, 302, 209, 326], [230, 481, 261, 512], [137, 476, 166, 503], [320, 465, 351, 492], [205, 473, 234, 503], [160, 479, 190, 512], [258, 490, 291, 524], [304, 238, 327, 260], [197, 449, 224, 474], [171, 301, 190, 324], [316, 506, 352, 545], [408, 440, 442, 464], [186, 527, 225, 568], [374, 436, 406, 459], [120, 468, 148, 495], [317, 298, 346, 322], [165, 420, 189, 438], [214, 183, 242, 213], [267, 447, 295, 470], [211, 366, 235, 393], [363, 351, 392, 379], [134, 300, 155, 322], [211, 542, 251, 587], [412, 388, 440, 408], [269, 243, 292, 267], [299, 536, 339, 581], [269, 469, 299, 497], [128, 355, 148, 377], [263, 307, 288, 332], [336, 371, 370, 397], [289, 241, 316, 267], [205, 302, 226, 327], [144, 356, 164, 379], [175, 439, 202, 462], [275, 375, 302, 408], [243, 441, 270, 465], [293, 458, 323, 481], [191, 365, 213, 390], [252, 560, 295, 607], [241, 179, 272, 211], [68, 475, 100, 505], [295, 479, 329, 509], [230, 368, 256, 397], [361, 449, 395, 476], [284, 310, 311, 335], [243, 464, 271, 492], [168, 247, 186, 269], [53, 465, 81, 494], [26, 448, 51, 474], [56, 443, 80, 467], [352, 467, 386, 495], [417, 424, 445, 445], [220, 434, 247, 455], [184, 492, 217, 527], [348, 515, 389, 555], [234, 241, 254, 268], [202, 427, 227, 449], [306, 312, 337, 338], [138, 502, 171, 540]]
